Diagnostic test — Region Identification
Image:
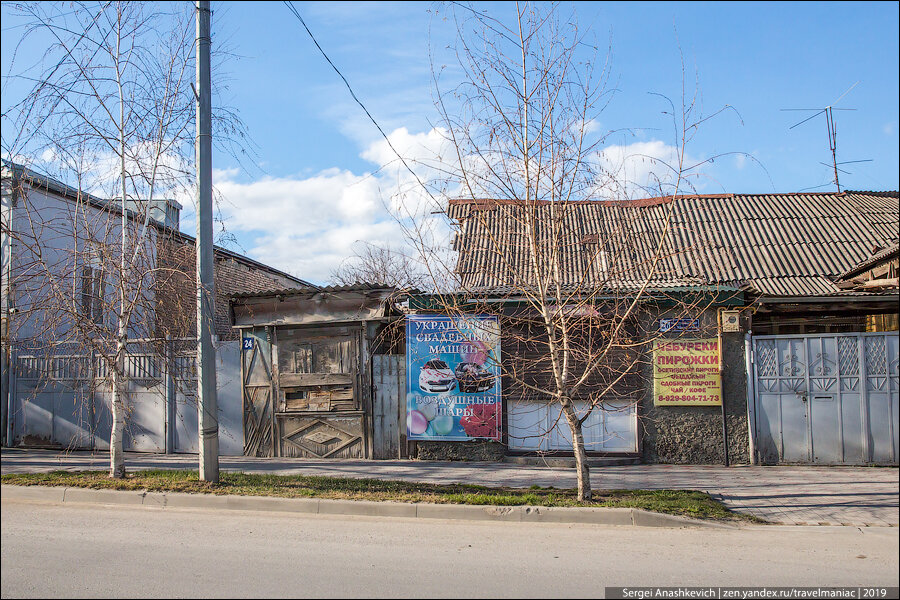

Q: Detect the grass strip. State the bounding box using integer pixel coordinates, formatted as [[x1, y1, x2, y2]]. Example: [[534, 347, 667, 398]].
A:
[[1, 470, 763, 523]]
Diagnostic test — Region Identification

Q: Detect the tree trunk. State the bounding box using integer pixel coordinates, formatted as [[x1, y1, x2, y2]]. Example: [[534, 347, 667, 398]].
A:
[[561, 402, 591, 501], [109, 326, 126, 479]]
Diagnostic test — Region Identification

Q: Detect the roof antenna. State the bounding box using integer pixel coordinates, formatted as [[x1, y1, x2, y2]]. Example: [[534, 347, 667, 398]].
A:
[[781, 82, 872, 193]]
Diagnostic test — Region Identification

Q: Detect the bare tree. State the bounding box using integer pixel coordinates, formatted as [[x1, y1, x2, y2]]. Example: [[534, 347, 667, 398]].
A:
[[330, 241, 434, 291], [390, 3, 740, 500], [2, 1, 205, 477]]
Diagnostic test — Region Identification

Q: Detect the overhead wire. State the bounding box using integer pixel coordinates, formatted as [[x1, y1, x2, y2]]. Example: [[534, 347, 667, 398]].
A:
[[281, 0, 438, 205]]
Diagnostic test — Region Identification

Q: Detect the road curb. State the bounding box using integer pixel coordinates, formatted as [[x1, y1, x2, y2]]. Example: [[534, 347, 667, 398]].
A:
[[1, 484, 732, 528]]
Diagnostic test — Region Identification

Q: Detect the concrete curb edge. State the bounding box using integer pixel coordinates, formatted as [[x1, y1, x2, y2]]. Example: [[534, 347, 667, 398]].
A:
[[1, 484, 735, 528]]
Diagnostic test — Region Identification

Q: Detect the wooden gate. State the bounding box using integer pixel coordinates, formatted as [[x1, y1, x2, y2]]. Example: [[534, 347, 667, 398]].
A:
[[372, 354, 404, 459], [274, 326, 365, 458], [242, 330, 274, 457]]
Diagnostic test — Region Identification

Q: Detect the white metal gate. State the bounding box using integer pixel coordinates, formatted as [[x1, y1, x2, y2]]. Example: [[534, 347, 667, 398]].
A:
[[752, 333, 899, 465], [9, 340, 244, 454]]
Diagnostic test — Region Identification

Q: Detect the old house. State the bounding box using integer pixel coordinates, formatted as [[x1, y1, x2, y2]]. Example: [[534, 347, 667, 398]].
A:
[[402, 192, 899, 465], [1, 160, 311, 452], [230, 285, 406, 459], [224, 192, 898, 465]]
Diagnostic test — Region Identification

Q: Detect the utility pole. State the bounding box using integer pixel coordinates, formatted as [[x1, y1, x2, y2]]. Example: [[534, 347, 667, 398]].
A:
[[196, 0, 219, 482]]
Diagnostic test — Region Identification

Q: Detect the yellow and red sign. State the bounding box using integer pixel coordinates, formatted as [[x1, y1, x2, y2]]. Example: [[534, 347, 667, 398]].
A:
[[653, 339, 722, 406]]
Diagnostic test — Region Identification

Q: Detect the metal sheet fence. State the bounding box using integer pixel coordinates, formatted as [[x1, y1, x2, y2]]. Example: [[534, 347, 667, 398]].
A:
[[6, 339, 243, 455]]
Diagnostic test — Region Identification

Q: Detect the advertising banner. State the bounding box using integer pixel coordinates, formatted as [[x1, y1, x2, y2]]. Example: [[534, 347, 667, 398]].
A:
[[406, 315, 501, 441], [653, 338, 722, 406]]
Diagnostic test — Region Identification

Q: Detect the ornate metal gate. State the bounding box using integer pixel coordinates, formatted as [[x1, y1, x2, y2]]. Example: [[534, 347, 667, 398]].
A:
[[752, 333, 899, 464]]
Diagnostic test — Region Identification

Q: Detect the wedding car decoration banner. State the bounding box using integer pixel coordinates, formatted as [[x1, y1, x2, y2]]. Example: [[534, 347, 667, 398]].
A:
[[406, 315, 501, 441]]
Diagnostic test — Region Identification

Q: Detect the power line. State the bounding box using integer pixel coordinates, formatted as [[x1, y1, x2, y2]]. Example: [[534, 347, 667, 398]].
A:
[[281, 1, 437, 203]]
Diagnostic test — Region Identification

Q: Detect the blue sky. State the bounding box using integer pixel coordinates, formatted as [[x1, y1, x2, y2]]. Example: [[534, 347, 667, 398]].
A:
[[3, 1, 898, 284]]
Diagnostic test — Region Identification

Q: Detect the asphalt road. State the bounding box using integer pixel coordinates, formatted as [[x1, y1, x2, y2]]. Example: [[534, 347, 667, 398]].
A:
[[2, 498, 898, 598]]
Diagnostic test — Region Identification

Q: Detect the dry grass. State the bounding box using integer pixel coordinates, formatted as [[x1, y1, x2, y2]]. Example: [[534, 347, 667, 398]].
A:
[[1, 470, 762, 522]]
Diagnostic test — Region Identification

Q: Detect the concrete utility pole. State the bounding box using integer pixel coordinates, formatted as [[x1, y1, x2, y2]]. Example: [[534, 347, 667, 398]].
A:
[[196, 0, 219, 482]]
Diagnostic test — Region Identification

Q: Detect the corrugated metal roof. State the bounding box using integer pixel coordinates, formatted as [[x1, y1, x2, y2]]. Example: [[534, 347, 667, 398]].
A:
[[231, 283, 404, 300], [447, 192, 899, 297]]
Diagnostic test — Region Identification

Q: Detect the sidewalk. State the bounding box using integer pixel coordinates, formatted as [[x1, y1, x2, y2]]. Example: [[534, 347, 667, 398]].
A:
[[2, 448, 898, 526]]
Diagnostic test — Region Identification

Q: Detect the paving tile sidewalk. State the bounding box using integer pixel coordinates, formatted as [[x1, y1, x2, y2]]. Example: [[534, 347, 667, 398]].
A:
[[2, 448, 897, 526]]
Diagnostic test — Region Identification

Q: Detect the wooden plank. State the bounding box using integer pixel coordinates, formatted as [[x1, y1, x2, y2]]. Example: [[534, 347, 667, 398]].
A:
[[372, 354, 402, 459], [323, 436, 362, 458], [310, 388, 353, 401], [244, 386, 271, 457], [331, 399, 355, 411], [282, 435, 325, 458], [280, 415, 363, 440], [271, 327, 280, 457], [386, 357, 399, 458], [279, 372, 353, 387]]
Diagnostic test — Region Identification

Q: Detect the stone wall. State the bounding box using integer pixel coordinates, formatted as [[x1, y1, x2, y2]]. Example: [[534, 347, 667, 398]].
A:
[[639, 308, 750, 464], [415, 440, 506, 461]]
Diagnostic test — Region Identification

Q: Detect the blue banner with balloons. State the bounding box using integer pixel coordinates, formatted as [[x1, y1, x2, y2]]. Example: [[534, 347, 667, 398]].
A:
[[406, 315, 501, 441]]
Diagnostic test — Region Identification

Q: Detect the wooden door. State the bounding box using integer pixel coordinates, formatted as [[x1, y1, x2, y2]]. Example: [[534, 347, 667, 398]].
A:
[[372, 354, 403, 459], [243, 330, 274, 457]]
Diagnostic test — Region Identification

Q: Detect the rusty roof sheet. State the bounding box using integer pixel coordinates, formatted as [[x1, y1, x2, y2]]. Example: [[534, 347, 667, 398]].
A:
[[447, 192, 899, 297]]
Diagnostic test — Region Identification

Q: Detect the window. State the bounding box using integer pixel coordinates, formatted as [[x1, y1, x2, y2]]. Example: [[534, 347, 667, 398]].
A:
[[867, 313, 899, 332], [80, 265, 105, 324]]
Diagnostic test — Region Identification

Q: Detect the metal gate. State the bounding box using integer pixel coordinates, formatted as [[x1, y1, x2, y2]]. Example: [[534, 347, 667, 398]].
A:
[[752, 333, 899, 465], [8, 340, 244, 454], [11, 348, 166, 452]]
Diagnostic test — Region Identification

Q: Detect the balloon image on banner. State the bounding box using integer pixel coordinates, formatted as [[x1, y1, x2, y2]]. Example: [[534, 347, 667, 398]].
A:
[[406, 315, 501, 441]]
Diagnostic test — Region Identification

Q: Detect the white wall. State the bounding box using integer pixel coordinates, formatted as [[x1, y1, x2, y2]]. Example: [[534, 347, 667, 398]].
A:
[[5, 180, 160, 345]]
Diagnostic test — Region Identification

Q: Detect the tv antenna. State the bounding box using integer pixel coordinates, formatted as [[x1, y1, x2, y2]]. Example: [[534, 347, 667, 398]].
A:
[[781, 81, 872, 192]]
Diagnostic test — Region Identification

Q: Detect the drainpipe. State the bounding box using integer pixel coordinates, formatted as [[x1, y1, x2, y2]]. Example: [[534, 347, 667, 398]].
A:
[[6, 344, 15, 446], [4, 342, 13, 447], [1, 318, 8, 447], [164, 335, 174, 454], [717, 308, 729, 467]]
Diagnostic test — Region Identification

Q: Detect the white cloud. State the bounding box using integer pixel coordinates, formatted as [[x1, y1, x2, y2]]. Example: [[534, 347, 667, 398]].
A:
[[213, 167, 240, 181], [595, 140, 705, 199], [212, 129, 710, 284], [208, 127, 455, 284]]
